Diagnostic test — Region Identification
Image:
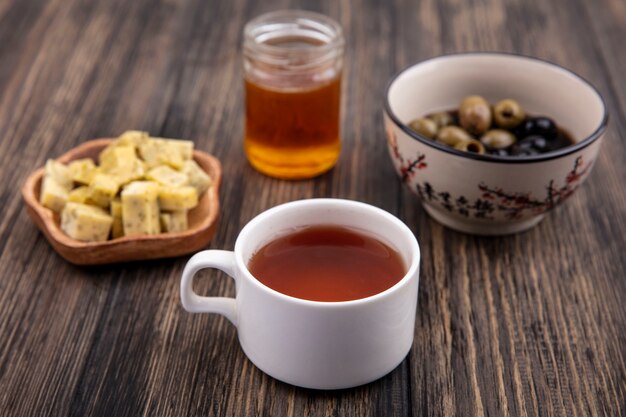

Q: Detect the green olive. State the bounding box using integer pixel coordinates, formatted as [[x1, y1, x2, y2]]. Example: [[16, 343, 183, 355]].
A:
[[459, 95, 492, 135], [480, 129, 517, 149], [428, 111, 454, 128], [454, 139, 486, 154], [408, 117, 438, 139], [436, 126, 472, 147], [493, 99, 526, 129]]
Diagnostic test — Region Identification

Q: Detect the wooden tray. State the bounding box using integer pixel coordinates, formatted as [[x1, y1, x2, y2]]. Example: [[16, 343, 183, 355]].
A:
[[21, 138, 221, 265]]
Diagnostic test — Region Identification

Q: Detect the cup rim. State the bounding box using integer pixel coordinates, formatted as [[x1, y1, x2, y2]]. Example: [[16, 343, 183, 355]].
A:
[[384, 52, 609, 164], [234, 198, 420, 307]]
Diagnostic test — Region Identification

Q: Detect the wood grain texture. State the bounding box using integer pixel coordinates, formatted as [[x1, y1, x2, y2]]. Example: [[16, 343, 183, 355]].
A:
[[0, 0, 624, 416]]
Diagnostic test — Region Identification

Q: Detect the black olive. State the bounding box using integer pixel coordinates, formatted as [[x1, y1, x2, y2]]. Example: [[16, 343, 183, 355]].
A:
[[511, 136, 546, 156], [516, 138, 534, 149], [518, 117, 558, 139], [489, 148, 510, 157], [526, 135, 548, 151], [550, 132, 575, 150], [510, 147, 539, 156]]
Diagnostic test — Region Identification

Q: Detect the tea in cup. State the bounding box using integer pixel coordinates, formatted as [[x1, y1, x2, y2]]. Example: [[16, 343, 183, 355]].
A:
[[180, 198, 420, 389]]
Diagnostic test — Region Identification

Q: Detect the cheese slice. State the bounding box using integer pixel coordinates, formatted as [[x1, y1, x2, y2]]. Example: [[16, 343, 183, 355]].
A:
[[61, 202, 113, 242], [67, 186, 91, 204], [110, 198, 124, 239], [114, 130, 149, 150], [158, 186, 198, 211], [68, 159, 97, 185], [40, 176, 69, 212], [139, 138, 194, 169], [160, 210, 188, 233], [99, 145, 137, 172], [146, 165, 189, 188], [152, 138, 194, 160], [88, 174, 120, 208], [121, 181, 160, 236], [109, 159, 146, 186], [45, 159, 73, 189], [181, 160, 211, 196]]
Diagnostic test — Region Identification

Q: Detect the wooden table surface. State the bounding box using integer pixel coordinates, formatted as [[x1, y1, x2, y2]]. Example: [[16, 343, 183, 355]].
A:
[[0, 0, 624, 415]]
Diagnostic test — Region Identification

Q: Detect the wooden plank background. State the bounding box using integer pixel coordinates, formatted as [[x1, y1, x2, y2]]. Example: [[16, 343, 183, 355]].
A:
[[0, 0, 624, 415]]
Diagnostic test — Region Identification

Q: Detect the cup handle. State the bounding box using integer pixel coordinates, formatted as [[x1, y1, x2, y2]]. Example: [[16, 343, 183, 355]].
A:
[[180, 250, 238, 326]]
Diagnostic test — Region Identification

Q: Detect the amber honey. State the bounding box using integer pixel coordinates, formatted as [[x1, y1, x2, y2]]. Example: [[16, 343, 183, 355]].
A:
[[244, 76, 341, 179], [243, 11, 344, 179]]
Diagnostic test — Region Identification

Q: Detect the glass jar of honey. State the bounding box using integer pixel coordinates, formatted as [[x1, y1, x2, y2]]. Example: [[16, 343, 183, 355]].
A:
[[243, 10, 344, 179]]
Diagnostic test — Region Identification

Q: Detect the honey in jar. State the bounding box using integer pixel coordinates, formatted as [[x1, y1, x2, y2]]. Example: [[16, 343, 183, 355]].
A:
[[243, 11, 344, 179]]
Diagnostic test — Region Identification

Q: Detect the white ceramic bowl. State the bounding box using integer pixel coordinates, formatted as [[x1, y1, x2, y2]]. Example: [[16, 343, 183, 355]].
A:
[[384, 53, 608, 235]]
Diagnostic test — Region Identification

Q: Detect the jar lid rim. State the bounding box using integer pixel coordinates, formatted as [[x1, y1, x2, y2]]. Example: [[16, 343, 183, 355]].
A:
[[243, 10, 345, 62]]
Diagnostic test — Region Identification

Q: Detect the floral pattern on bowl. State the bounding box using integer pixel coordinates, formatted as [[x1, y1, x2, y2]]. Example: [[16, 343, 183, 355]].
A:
[[389, 130, 592, 221]]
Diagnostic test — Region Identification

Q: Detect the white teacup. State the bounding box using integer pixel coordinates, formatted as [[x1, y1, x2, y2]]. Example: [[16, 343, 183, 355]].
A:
[[180, 198, 420, 389]]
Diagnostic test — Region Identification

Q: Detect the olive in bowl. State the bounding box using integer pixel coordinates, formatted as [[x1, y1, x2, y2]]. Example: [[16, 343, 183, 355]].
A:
[[384, 53, 607, 235], [408, 95, 576, 158]]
